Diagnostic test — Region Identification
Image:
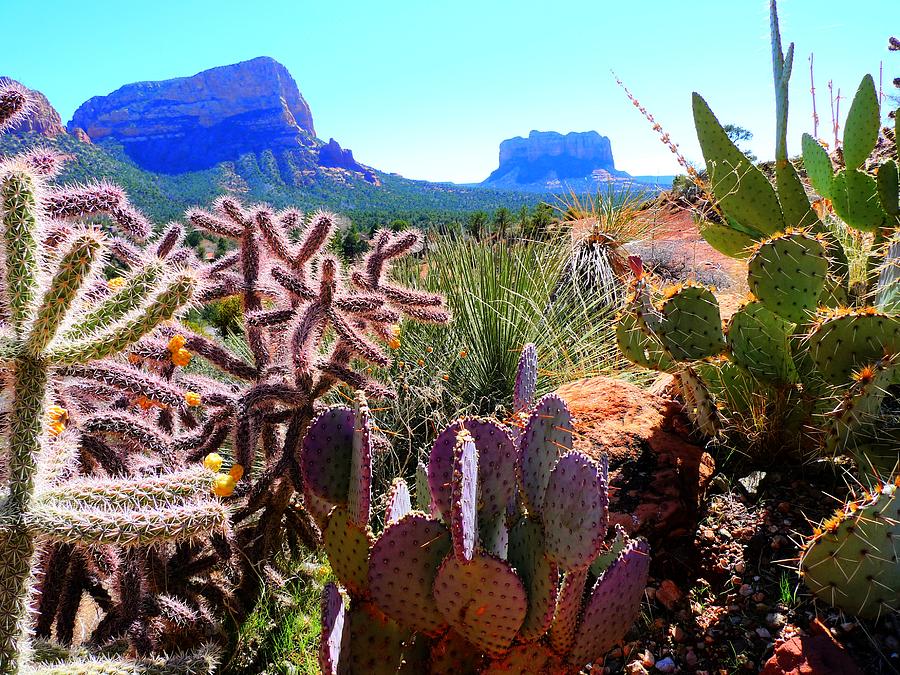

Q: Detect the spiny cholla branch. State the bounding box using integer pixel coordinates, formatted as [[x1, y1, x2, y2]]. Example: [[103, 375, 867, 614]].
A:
[[0, 82, 28, 131]]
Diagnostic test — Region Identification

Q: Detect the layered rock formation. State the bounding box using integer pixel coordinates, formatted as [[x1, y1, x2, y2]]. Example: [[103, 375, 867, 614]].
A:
[[482, 130, 626, 190], [68, 57, 330, 175], [0, 77, 67, 137]]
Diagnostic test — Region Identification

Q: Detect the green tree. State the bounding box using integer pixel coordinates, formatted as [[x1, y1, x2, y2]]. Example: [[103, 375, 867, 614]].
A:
[[466, 210, 489, 238], [723, 123, 757, 162], [493, 207, 512, 239]]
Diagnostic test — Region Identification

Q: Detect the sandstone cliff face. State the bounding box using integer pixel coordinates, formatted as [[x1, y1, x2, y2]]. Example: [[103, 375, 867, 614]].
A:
[[499, 130, 615, 167], [0, 77, 67, 137], [68, 57, 318, 174], [483, 130, 622, 190]]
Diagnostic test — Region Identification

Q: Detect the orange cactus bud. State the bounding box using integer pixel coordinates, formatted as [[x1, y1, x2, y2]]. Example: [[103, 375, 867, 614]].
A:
[[389, 337, 401, 350], [171, 348, 192, 367], [204, 453, 224, 472], [167, 334, 186, 353], [213, 473, 236, 497], [185, 391, 202, 407], [459, 349, 467, 359], [229, 464, 244, 481]]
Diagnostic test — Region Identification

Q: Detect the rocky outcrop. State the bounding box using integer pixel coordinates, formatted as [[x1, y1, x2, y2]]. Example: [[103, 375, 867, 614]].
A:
[[318, 138, 376, 182], [761, 635, 863, 675], [555, 376, 715, 550], [482, 130, 625, 190], [68, 57, 318, 174], [0, 77, 67, 137]]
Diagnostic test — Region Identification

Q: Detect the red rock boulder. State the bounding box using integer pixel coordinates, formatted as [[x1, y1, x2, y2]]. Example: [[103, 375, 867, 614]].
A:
[[555, 376, 714, 544], [761, 635, 863, 675]]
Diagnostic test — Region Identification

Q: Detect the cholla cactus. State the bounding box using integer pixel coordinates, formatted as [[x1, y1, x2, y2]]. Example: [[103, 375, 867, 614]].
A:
[[308, 348, 650, 673], [0, 145, 227, 673], [618, 0, 900, 472], [0, 82, 29, 132]]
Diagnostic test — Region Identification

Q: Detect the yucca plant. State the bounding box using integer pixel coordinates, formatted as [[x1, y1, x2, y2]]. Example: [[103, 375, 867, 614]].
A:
[[374, 233, 627, 482]]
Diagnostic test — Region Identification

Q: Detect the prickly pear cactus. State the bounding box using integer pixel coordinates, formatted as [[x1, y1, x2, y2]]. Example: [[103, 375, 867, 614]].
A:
[[617, 0, 900, 479], [308, 345, 650, 673], [800, 476, 900, 619]]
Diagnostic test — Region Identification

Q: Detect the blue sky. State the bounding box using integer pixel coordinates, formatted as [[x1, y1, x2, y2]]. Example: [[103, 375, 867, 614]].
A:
[[3, 0, 896, 183]]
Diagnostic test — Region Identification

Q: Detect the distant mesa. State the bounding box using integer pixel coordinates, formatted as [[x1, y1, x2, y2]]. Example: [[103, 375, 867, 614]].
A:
[[65, 56, 377, 184], [0, 77, 68, 138], [482, 130, 636, 192]]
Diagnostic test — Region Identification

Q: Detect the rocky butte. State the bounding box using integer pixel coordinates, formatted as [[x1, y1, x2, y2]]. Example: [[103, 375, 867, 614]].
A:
[[481, 130, 630, 192], [67, 56, 376, 182]]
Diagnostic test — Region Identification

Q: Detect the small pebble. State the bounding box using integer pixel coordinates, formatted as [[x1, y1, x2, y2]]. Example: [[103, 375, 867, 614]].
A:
[[756, 627, 772, 639], [640, 649, 656, 668], [655, 656, 676, 673], [739, 584, 753, 597], [766, 612, 786, 628]]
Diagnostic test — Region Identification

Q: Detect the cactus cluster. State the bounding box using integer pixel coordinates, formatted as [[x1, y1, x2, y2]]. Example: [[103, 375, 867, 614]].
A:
[[0, 73, 452, 669], [0, 83, 228, 674], [619, 1, 900, 622], [308, 346, 650, 674], [618, 0, 900, 476], [800, 474, 900, 620]]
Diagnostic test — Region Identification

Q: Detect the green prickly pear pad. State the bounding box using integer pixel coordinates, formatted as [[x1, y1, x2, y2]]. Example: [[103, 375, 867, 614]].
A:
[[801, 133, 834, 199], [726, 300, 798, 382], [692, 93, 783, 237], [699, 220, 757, 258], [807, 309, 900, 384], [841, 74, 880, 169], [747, 231, 827, 323], [831, 168, 888, 232], [656, 284, 725, 361], [800, 482, 900, 619], [615, 311, 674, 372]]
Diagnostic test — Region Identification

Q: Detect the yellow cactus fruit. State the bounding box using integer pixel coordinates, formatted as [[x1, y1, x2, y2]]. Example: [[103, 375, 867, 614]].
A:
[[204, 453, 224, 472], [426, 346, 434, 353], [167, 334, 187, 353], [171, 348, 192, 367], [185, 391, 202, 407], [390, 324, 401, 338], [229, 464, 245, 481], [47, 405, 68, 423], [213, 473, 236, 497], [107, 276, 125, 290]]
